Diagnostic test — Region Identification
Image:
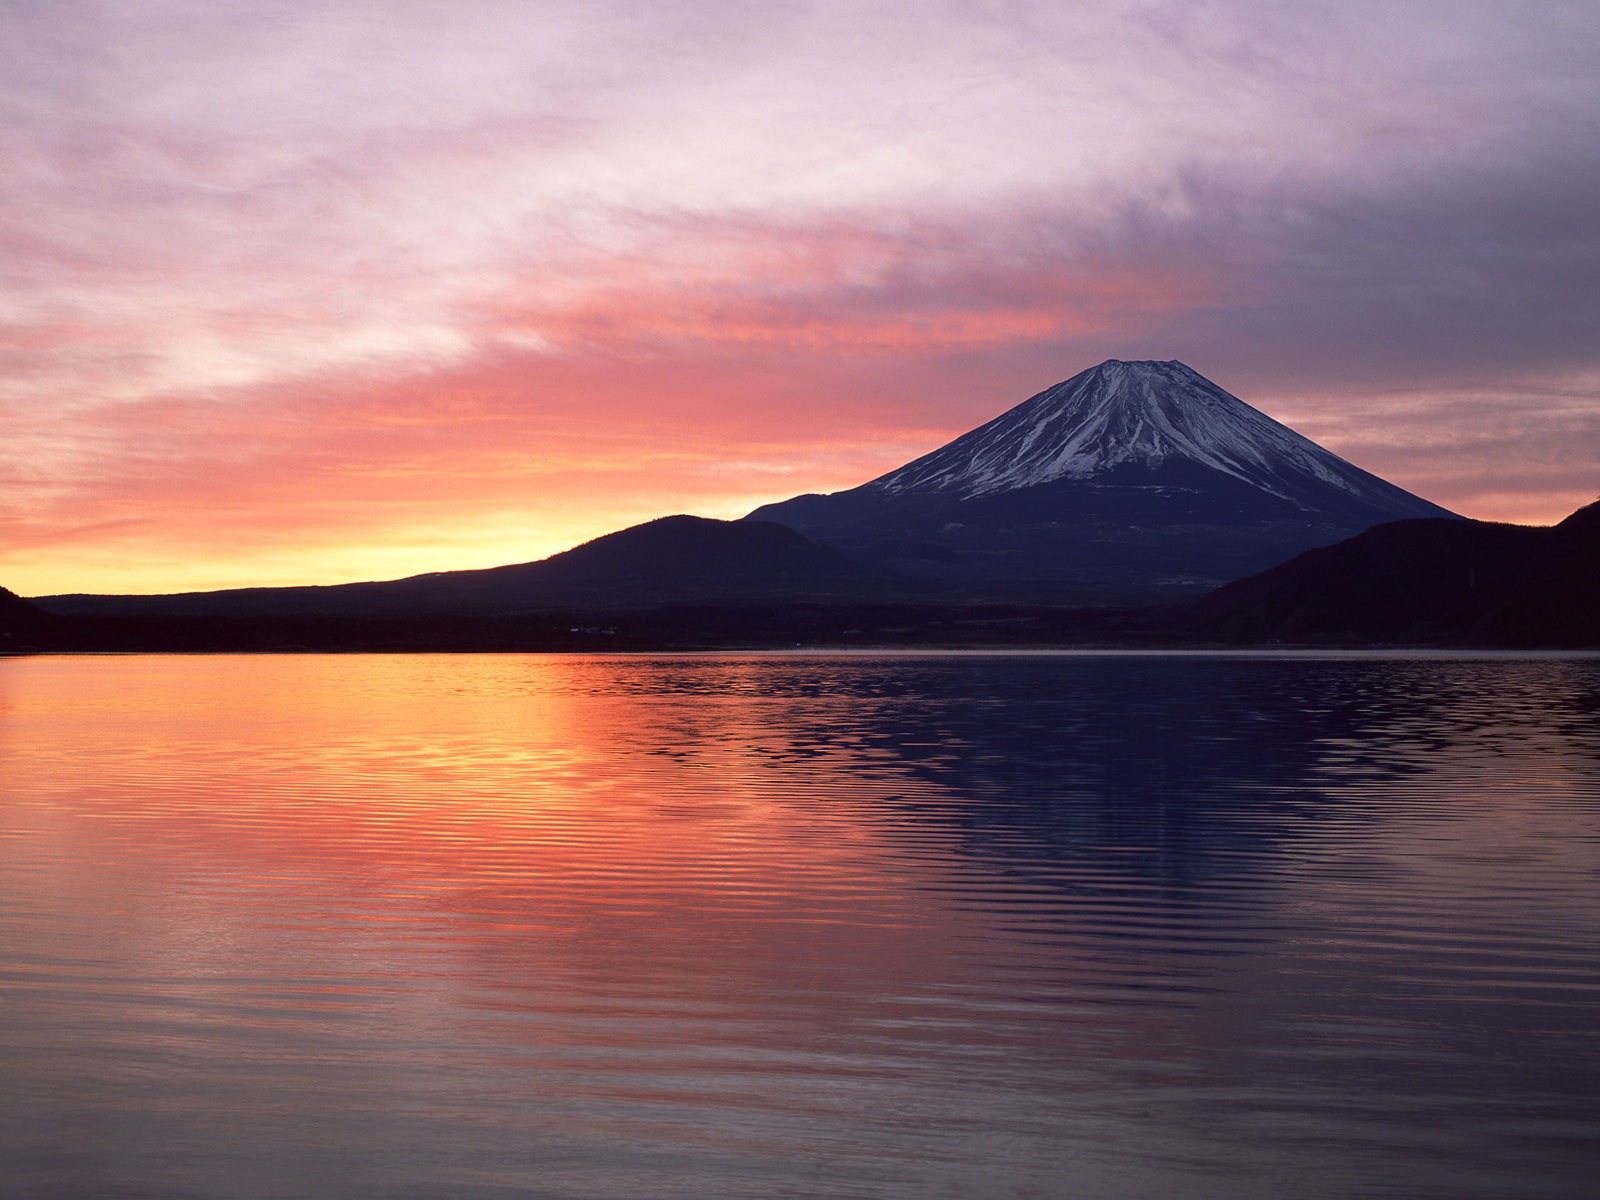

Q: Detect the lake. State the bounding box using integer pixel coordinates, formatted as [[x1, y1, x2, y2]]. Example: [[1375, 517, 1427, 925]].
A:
[[1, 652, 1597, 1199]]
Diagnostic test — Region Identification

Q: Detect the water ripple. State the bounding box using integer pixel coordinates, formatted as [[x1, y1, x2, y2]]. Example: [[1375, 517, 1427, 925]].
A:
[[0, 652, 1597, 1198]]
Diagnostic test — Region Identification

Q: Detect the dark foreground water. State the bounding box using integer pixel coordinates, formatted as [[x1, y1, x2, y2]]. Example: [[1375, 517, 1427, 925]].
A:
[[1, 652, 1597, 1199]]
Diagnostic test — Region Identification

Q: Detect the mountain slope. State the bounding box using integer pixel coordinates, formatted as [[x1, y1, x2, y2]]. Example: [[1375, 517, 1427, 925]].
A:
[[749, 360, 1457, 601], [0, 585, 55, 645], [37, 515, 903, 618], [1183, 500, 1600, 646], [1478, 501, 1600, 644]]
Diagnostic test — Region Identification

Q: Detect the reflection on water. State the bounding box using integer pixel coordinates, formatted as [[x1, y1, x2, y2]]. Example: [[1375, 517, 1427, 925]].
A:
[[0, 652, 1597, 1199]]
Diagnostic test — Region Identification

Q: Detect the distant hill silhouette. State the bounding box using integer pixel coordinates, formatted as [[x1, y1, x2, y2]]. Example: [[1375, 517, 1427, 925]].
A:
[[21, 505, 1597, 651], [1184, 500, 1600, 646], [0, 586, 54, 646], [37, 515, 907, 618]]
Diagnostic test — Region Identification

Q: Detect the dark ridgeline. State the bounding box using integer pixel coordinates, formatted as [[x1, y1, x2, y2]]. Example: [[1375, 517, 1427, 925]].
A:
[[25, 515, 924, 651], [748, 359, 1456, 603], [1184, 498, 1600, 647], [0, 586, 56, 647], [40, 515, 898, 618], [13, 361, 1594, 650]]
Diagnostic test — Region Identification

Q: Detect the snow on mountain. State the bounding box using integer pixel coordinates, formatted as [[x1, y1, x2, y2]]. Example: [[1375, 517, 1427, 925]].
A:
[[870, 359, 1420, 510]]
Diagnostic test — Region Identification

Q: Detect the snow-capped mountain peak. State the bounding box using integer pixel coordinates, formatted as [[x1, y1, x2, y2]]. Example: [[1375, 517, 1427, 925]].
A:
[[870, 359, 1375, 505], [744, 358, 1457, 600]]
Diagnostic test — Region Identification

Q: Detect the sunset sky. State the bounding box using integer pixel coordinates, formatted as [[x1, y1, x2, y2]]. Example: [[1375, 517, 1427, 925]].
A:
[[3, 1, 1597, 596]]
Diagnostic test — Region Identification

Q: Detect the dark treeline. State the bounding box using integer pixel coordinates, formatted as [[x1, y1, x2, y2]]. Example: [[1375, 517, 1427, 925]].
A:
[[0, 602, 1184, 655]]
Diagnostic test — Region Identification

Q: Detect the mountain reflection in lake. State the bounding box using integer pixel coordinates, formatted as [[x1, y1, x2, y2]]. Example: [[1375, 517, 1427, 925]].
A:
[[0, 652, 1596, 1199]]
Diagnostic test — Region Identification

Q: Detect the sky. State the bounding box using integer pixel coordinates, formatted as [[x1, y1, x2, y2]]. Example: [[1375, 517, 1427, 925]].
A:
[[2, 0, 1597, 597]]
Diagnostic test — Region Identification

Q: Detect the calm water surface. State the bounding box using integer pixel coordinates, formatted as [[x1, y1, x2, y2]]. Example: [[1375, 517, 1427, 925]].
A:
[[1, 652, 1597, 1199]]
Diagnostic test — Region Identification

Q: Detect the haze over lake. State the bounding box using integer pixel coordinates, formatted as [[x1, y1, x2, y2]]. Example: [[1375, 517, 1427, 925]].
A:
[[2, 652, 1597, 1198]]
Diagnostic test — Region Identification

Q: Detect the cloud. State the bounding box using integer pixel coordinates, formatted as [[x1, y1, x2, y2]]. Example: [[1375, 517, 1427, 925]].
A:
[[0, 1, 1596, 591]]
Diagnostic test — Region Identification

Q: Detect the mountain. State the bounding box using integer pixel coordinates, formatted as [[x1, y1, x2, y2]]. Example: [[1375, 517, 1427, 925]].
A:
[[0, 585, 54, 645], [748, 359, 1458, 602], [1183, 500, 1600, 646], [37, 515, 901, 618]]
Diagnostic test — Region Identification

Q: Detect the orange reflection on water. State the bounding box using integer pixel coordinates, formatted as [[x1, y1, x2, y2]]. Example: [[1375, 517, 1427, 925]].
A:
[[0, 654, 1000, 1033]]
